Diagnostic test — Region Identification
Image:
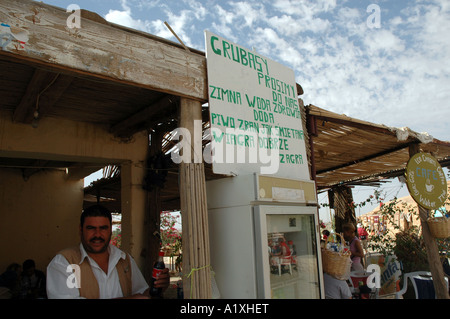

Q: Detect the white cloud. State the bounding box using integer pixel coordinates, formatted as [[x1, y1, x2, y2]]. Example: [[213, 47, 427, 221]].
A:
[[104, 0, 200, 48], [105, 5, 145, 30], [272, 0, 337, 16], [105, 0, 149, 31], [363, 29, 406, 54], [266, 15, 297, 36], [284, 1, 450, 141], [211, 4, 237, 42], [183, 0, 207, 21], [162, 10, 195, 47], [229, 2, 264, 28]]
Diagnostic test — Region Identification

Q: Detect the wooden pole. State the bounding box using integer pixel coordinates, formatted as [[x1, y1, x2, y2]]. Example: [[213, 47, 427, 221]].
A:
[[144, 129, 164, 282], [179, 97, 212, 299], [333, 185, 356, 233], [408, 144, 449, 299]]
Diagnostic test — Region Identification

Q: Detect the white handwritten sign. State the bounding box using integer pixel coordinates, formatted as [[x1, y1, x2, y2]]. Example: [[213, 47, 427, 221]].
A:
[[205, 31, 309, 180]]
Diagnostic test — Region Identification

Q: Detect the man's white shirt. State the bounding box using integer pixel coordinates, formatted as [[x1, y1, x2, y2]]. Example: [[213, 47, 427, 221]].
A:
[[46, 243, 149, 299]]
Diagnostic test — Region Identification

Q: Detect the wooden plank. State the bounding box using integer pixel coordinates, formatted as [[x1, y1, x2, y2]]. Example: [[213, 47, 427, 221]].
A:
[[46, 76, 160, 124], [110, 95, 176, 137], [309, 104, 396, 136], [12, 68, 57, 123], [37, 74, 74, 116], [0, 0, 207, 101], [145, 129, 164, 283], [316, 142, 412, 175]]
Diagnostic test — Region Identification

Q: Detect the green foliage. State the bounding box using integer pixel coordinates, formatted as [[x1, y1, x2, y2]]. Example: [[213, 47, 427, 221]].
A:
[[393, 227, 429, 274], [366, 172, 450, 273], [368, 197, 417, 257]]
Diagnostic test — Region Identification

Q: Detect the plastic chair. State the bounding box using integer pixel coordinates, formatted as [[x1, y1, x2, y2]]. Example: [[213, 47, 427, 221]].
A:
[[279, 255, 293, 275], [270, 256, 292, 276], [395, 271, 449, 299]]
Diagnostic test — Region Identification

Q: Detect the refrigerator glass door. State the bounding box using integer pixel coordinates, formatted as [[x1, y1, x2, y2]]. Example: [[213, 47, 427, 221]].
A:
[[255, 205, 322, 298]]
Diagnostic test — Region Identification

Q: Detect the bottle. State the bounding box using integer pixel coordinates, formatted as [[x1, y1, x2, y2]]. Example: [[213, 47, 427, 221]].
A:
[[287, 240, 296, 255], [358, 281, 364, 299], [150, 251, 165, 298]]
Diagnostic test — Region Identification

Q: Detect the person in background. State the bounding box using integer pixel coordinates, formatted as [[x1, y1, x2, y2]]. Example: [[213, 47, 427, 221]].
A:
[[357, 223, 369, 252], [0, 263, 21, 299], [320, 230, 330, 249], [20, 259, 46, 299], [279, 236, 291, 257], [323, 272, 352, 299], [46, 204, 170, 299], [343, 223, 365, 272]]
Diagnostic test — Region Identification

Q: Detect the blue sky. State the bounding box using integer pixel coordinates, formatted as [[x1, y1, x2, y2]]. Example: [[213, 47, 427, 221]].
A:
[[43, 0, 450, 220]]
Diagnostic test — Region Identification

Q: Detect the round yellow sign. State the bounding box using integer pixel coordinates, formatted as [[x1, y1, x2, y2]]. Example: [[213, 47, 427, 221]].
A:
[[406, 152, 447, 210]]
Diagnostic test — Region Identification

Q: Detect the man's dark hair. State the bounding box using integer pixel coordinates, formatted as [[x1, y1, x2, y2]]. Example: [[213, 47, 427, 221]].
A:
[[80, 204, 112, 227], [22, 259, 35, 271]]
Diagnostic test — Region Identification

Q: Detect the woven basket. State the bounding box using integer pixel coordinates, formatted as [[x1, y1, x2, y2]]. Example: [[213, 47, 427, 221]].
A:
[[321, 233, 351, 280], [427, 217, 450, 239]]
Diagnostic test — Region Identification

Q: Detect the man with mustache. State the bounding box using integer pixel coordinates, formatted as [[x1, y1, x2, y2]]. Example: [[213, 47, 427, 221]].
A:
[[46, 204, 169, 299]]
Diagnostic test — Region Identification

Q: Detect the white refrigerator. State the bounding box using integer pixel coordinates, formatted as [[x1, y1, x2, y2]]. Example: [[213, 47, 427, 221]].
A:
[[207, 174, 324, 299]]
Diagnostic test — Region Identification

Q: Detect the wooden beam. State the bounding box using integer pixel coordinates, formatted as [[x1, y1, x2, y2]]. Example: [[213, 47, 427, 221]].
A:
[[21, 159, 51, 181], [313, 112, 401, 137], [12, 68, 57, 123], [110, 96, 176, 137], [0, 0, 207, 101], [332, 185, 356, 233], [305, 108, 317, 182], [316, 142, 413, 175], [37, 74, 74, 116], [144, 129, 164, 284]]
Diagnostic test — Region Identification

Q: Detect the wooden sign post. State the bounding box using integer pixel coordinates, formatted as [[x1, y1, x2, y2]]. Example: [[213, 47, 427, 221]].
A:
[[407, 144, 449, 299]]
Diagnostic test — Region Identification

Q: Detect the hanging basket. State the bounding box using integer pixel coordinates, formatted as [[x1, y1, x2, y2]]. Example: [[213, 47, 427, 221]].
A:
[[427, 217, 450, 239], [321, 233, 351, 280]]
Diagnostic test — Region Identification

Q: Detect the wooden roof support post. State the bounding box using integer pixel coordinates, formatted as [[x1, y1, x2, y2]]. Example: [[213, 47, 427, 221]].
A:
[[144, 129, 164, 283], [408, 144, 449, 299], [179, 97, 212, 299], [305, 105, 317, 181], [332, 185, 357, 233]]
